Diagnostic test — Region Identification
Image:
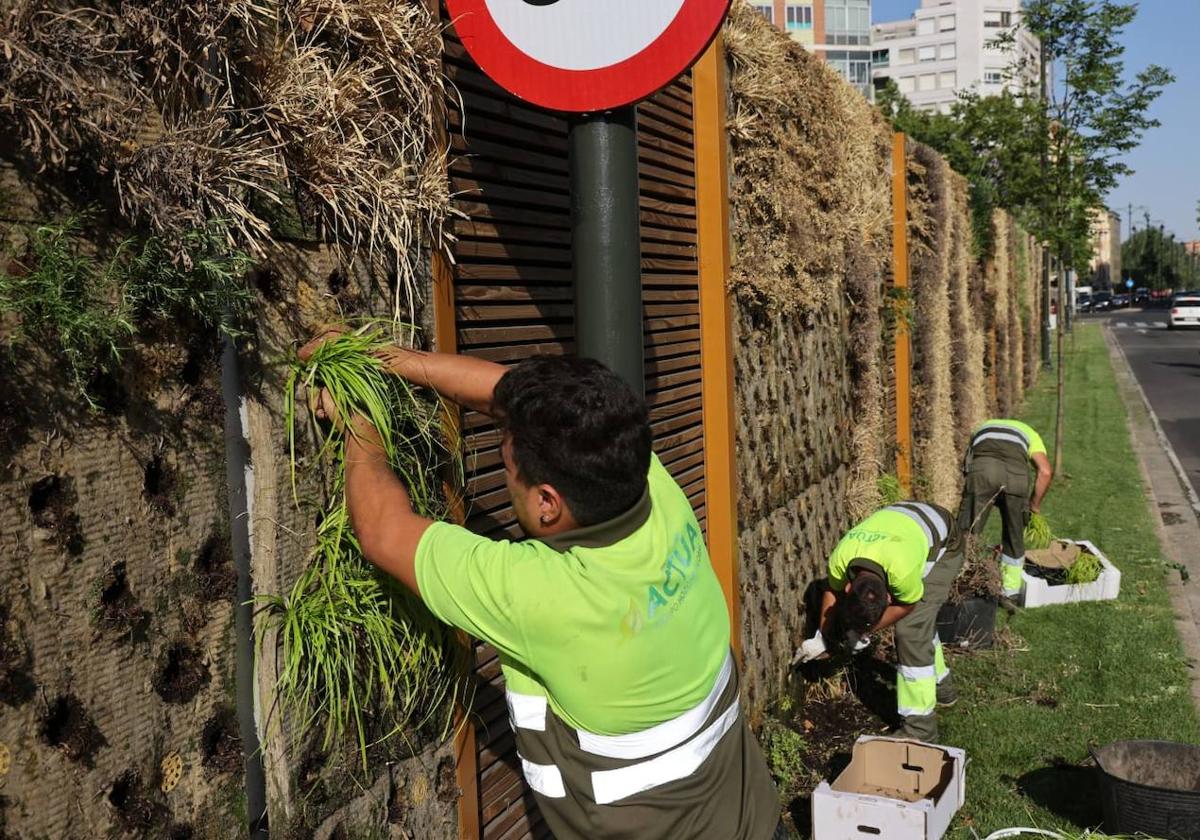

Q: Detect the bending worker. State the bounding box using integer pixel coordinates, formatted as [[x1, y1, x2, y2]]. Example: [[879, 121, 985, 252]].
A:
[[299, 332, 781, 840], [796, 501, 964, 742], [958, 419, 1053, 598]]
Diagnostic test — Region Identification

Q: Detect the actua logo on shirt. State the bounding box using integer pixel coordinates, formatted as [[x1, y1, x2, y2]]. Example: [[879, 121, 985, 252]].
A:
[[621, 522, 706, 638]]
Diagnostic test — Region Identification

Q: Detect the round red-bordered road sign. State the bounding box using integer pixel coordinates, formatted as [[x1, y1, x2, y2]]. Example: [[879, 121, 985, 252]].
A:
[[446, 0, 731, 113]]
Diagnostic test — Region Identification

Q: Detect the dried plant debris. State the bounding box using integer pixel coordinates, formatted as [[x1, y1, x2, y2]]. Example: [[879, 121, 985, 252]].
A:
[[28, 473, 84, 556], [143, 453, 180, 516], [37, 693, 107, 767], [0, 0, 451, 311], [90, 562, 150, 641], [108, 770, 165, 833], [949, 535, 1003, 603], [152, 642, 210, 704], [201, 706, 242, 775]]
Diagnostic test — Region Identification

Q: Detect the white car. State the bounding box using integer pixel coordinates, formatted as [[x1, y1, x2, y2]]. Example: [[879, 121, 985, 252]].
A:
[[1169, 293, 1200, 329]]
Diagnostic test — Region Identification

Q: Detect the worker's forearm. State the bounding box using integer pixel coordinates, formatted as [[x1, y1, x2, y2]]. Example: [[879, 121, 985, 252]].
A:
[[376, 348, 505, 415], [344, 425, 417, 580], [1031, 470, 1052, 511], [872, 604, 914, 634], [818, 589, 838, 636]]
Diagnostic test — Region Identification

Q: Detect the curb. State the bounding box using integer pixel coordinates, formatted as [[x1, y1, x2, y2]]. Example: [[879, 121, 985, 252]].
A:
[[1104, 326, 1200, 714]]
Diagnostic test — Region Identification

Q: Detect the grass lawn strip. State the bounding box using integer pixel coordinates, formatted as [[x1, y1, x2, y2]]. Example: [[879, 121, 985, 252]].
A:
[[943, 324, 1200, 836]]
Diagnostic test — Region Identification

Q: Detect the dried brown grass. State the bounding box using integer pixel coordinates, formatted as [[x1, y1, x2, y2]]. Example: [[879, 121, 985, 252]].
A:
[[949, 178, 986, 451], [907, 145, 958, 508], [0, 0, 449, 311]]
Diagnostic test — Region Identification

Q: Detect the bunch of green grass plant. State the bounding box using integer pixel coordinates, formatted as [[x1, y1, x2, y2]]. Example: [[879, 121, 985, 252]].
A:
[[0, 215, 134, 404], [1065, 548, 1103, 585], [261, 325, 465, 770], [1024, 510, 1054, 551], [0, 214, 252, 406], [877, 473, 904, 505]]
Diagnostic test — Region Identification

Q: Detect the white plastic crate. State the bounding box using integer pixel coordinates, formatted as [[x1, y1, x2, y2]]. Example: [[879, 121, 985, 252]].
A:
[[1022, 539, 1121, 608], [811, 736, 966, 840]]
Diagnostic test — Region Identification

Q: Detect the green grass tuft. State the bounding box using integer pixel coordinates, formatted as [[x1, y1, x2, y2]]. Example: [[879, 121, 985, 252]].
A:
[[260, 325, 465, 772], [1024, 511, 1054, 550]]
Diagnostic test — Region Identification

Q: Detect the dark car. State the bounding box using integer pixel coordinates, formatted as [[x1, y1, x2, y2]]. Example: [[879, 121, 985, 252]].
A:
[[1076, 292, 1093, 312], [1134, 288, 1151, 305], [1113, 293, 1130, 308], [1092, 291, 1113, 311]]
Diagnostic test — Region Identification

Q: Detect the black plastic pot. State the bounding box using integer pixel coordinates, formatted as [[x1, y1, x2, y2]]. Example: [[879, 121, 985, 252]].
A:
[[1091, 740, 1200, 840], [935, 597, 997, 650]]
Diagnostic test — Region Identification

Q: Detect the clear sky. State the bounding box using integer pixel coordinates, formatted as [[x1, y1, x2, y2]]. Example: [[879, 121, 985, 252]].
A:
[[872, 1, 1200, 241]]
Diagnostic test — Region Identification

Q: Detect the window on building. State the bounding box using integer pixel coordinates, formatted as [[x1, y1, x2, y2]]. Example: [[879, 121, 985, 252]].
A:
[[919, 73, 937, 91], [984, 70, 1005, 85], [940, 42, 957, 60], [872, 49, 891, 67], [940, 71, 957, 89], [984, 10, 1013, 28], [899, 48, 915, 65], [785, 4, 813, 30], [939, 15, 956, 31], [898, 75, 916, 94], [918, 45, 937, 62], [917, 17, 935, 36], [754, 3, 774, 23]]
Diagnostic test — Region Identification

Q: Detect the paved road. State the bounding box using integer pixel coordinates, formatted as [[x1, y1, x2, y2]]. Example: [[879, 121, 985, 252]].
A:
[[1096, 308, 1200, 498]]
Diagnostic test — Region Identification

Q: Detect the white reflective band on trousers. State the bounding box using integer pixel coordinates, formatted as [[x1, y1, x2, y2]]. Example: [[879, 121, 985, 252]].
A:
[[507, 689, 549, 731], [575, 651, 734, 760], [504, 652, 741, 807], [520, 755, 566, 798], [1001, 553, 1024, 567], [590, 698, 741, 806], [897, 664, 937, 681]]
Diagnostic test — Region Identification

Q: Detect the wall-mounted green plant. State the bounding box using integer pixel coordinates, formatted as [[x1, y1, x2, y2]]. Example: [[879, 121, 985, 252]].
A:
[[0, 214, 252, 407], [884, 286, 916, 333], [877, 474, 903, 505], [259, 326, 465, 771]]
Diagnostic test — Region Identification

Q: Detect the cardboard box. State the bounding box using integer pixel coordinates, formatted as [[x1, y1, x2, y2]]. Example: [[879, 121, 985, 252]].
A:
[[811, 737, 966, 840], [1022, 539, 1120, 608]]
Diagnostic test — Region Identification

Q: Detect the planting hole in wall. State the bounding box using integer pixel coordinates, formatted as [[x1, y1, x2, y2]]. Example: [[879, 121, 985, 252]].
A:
[[37, 693, 106, 767], [28, 474, 84, 557], [143, 454, 179, 517], [0, 603, 35, 707], [152, 642, 210, 704], [107, 770, 161, 832], [91, 562, 150, 641], [201, 706, 242, 775], [193, 532, 236, 604]]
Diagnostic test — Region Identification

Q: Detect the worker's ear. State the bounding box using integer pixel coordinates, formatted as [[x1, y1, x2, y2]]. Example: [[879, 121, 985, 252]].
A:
[[535, 483, 570, 530]]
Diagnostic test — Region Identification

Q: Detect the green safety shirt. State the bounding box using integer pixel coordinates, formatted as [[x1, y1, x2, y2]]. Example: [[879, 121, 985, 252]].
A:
[[974, 418, 1047, 459], [415, 454, 729, 736], [827, 508, 930, 605]]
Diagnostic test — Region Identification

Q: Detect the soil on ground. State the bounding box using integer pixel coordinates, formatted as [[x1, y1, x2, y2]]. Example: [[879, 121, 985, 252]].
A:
[[193, 532, 236, 604], [108, 770, 164, 833], [0, 603, 35, 707], [143, 454, 179, 517]]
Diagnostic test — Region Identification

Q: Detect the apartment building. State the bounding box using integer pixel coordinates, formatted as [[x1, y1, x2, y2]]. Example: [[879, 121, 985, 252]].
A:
[[754, 0, 875, 99], [1089, 208, 1123, 290], [871, 0, 1040, 113]]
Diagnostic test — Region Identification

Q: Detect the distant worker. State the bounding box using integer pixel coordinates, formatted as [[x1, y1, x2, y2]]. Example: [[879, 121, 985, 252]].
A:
[[299, 331, 782, 840], [958, 419, 1053, 599], [796, 502, 964, 742]]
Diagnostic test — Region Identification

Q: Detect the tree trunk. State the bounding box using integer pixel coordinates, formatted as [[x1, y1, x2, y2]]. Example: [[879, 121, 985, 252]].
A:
[[1054, 253, 1066, 477]]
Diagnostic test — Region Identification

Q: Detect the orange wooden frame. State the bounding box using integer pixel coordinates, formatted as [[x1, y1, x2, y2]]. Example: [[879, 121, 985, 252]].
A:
[[891, 132, 914, 496], [693, 37, 742, 656]]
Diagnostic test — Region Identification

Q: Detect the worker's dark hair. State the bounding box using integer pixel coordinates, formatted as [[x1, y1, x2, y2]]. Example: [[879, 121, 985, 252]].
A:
[[493, 356, 652, 526], [843, 570, 889, 633]]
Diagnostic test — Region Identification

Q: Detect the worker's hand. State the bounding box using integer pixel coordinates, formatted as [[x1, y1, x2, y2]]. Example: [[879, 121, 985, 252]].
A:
[[852, 635, 872, 653], [792, 631, 828, 665], [298, 324, 349, 362], [311, 387, 344, 432]]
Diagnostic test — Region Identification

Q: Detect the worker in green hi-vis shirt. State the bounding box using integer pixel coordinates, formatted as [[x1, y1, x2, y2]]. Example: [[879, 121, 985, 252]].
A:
[[298, 330, 782, 840], [795, 502, 964, 742], [958, 419, 1054, 599]]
